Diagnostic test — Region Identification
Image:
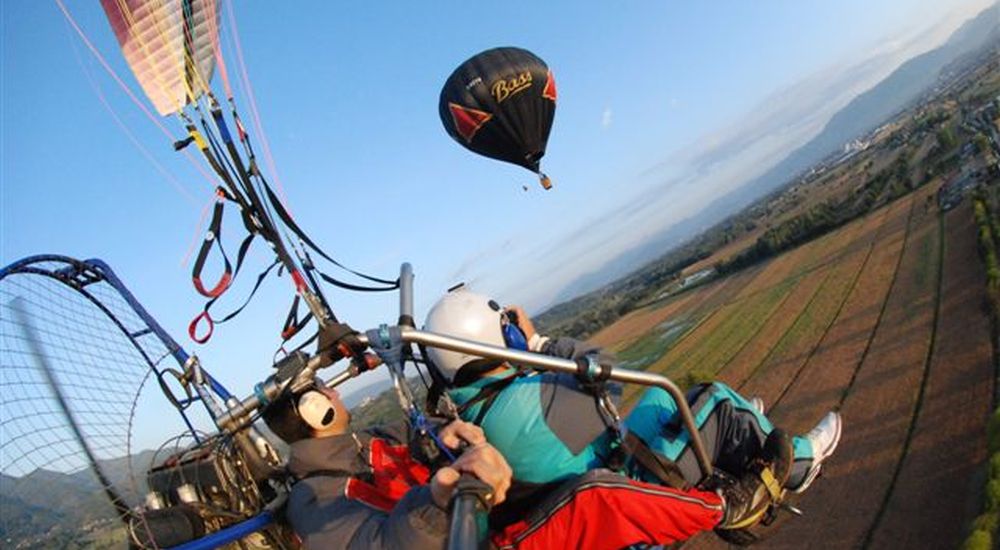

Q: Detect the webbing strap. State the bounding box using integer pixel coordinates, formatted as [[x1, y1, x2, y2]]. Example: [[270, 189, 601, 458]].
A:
[[205, 108, 283, 249], [281, 294, 314, 340], [296, 468, 356, 482], [623, 431, 689, 489], [184, 123, 251, 221], [210, 258, 281, 324], [187, 311, 214, 344], [262, 182, 398, 288], [456, 373, 523, 426], [180, 104, 397, 345], [191, 190, 233, 298], [187, 258, 280, 344], [759, 466, 782, 500], [187, 205, 259, 344], [318, 271, 398, 293]]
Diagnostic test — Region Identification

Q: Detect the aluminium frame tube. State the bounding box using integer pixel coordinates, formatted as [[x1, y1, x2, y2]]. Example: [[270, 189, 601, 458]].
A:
[[393, 327, 714, 481]]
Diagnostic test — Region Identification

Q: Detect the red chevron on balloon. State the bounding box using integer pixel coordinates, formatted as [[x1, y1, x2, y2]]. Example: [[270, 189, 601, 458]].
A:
[[542, 70, 557, 101], [448, 102, 493, 143]]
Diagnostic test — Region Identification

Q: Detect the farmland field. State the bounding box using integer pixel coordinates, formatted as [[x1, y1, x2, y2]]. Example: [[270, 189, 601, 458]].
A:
[[593, 182, 995, 549], [867, 199, 994, 548]]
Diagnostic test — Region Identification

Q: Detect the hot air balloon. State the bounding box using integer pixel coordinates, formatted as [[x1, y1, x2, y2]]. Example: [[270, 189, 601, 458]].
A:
[[439, 47, 557, 190]]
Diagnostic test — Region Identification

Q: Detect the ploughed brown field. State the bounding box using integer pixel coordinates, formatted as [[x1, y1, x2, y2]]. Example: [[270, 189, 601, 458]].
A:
[[591, 185, 994, 549]]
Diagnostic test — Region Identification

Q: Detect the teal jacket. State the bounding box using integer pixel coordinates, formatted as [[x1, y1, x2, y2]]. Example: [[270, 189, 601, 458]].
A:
[[447, 338, 617, 484], [446, 337, 813, 487]]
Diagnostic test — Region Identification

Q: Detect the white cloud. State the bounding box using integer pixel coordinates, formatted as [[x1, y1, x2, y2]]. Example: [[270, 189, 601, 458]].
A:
[[601, 107, 613, 129]]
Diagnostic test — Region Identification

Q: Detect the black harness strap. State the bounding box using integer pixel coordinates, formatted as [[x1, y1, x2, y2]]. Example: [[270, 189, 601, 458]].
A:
[[209, 258, 281, 324], [296, 468, 359, 482], [456, 372, 524, 426], [186, 177, 265, 343], [318, 271, 398, 293], [281, 294, 314, 340], [180, 99, 404, 349], [191, 189, 233, 298], [207, 108, 312, 293], [182, 122, 254, 224], [623, 431, 689, 489], [262, 182, 398, 288], [187, 258, 281, 344], [232, 230, 258, 280]]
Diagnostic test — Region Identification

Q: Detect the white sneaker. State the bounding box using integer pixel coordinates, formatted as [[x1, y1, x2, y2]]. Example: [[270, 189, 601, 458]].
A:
[[749, 397, 765, 415], [792, 411, 843, 494]]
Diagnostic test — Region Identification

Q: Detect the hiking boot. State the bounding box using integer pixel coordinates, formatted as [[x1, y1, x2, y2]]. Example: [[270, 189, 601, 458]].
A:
[[713, 430, 793, 543], [790, 411, 842, 494], [714, 430, 793, 545], [749, 396, 765, 415], [715, 472, 767, 529]]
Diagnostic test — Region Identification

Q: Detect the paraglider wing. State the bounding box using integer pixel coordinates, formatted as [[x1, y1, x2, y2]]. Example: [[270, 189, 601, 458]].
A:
[[439, 47, 556, 188], [100, 0, 219, 116]]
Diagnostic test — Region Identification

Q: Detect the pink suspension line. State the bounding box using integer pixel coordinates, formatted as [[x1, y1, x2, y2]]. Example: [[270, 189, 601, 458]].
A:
[[68, 29, 201, 208], [222, 0, 292, 214], [202, 0, 233, 99], [54, 0, 219, 188]]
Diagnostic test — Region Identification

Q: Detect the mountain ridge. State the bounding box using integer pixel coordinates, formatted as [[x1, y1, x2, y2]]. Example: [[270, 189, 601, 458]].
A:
[[541, 4, 999, 312]]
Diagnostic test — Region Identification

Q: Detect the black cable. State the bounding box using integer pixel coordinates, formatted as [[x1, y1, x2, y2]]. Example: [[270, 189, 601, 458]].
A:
[[260, 181, 398, 287], [198, 110, 246, 209]]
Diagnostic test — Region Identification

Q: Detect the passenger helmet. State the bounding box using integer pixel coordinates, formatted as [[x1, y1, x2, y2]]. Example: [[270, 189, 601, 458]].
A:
[[423, 285, 510, 383]]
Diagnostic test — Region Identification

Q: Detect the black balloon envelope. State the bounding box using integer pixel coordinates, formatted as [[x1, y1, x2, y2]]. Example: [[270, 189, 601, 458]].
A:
[[439, 47, 556, 190]]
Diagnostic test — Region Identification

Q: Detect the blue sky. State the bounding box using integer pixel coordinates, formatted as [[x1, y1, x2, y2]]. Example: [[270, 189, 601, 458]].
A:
[[1, 1, 993, 451]]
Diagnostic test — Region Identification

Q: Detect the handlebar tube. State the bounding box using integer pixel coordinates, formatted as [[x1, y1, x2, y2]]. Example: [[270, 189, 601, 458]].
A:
[[168, 511, 275, 550], [212, 327, 713, 480], [214, 353, 358, 432], [181, 263, 712, 548], [447, 474, 492, 550], [393, 328, 715, 481], [398, 263, 415, 327]]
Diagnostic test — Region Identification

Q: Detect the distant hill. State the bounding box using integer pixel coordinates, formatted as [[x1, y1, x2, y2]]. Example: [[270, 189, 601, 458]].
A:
[[549, 182, 765, 305], [341, 375, 394, 408], [0, 449, 156, 545], [740, 4, 999, 207], [0, 468, 111, 543], [0, 385, 444, 547], [348, 376, 429, 429], [544, 4, 999, 312]]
